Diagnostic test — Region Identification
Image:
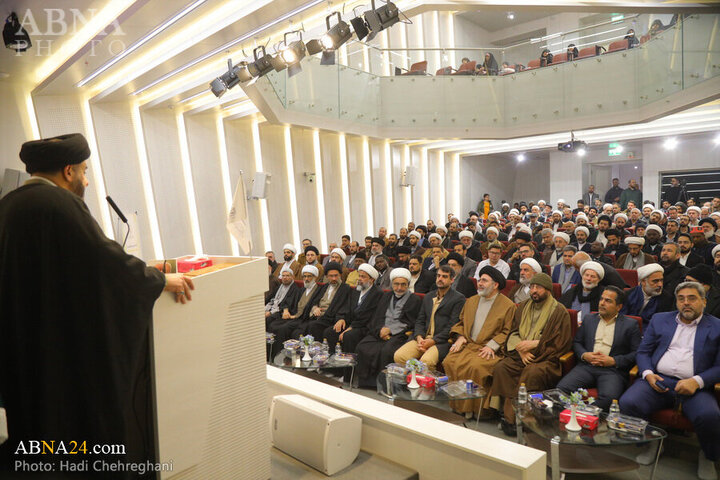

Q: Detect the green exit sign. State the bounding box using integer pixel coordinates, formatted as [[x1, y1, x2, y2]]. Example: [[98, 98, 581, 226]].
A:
[[608, 142, 623, 156], [611, 14, 625, 22]]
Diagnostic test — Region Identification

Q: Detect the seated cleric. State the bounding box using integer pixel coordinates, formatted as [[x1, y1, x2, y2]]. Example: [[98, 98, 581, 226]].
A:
[[0, 133, 195, 473]]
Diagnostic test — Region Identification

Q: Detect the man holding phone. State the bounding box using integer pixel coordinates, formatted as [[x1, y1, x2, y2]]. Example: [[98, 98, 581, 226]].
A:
[[619, 282, 720, 480]]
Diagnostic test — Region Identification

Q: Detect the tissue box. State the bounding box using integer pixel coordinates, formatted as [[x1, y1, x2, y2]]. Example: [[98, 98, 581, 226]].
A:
[[177, 255, 213, 273], [559, 409, 599, 430], [406, 373, 436, 388]]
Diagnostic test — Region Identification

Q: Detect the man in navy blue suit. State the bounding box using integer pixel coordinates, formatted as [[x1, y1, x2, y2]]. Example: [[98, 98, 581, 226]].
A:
[[619, 282, 720, 480], [620, 263, 670, 329], [558, 286, 641, 411]]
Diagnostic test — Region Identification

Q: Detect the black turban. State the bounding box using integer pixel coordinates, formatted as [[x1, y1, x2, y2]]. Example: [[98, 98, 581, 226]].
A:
[[446, 252, 465, 266], [700, 218, 718, 230], [686, 264, 713, 286], [324, 262, 343, 275], [478, 265, 506, 290], [20, 133, 91, 174], [304, 245, 319, 255], [372, 237, 385, 247], [396, 246, 411, 255], [515, 231, 532, 242]]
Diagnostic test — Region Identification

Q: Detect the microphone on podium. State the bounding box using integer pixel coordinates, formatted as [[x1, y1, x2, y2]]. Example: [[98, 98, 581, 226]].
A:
[[106, 195, 130, 247]]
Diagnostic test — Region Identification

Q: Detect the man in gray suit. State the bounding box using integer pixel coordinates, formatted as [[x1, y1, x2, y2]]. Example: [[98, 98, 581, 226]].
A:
[[585, 184, 601, 207], [557, 285, 641, 411]]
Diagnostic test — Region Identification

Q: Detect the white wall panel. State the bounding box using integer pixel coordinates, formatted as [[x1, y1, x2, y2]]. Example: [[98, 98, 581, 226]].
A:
[[346, 135, 370, 239], [91, 101, 155, 259], [0, 83, 34, 174], [141, 108, 194, 257], [391, 145, 407, 232], [289, 127, 322, 248], [185, 114, 231, 255], [319, 131, 345, 243], [369, 139, 387, 230], [224, 117, 265, 256], [259, 122, 292, 254]]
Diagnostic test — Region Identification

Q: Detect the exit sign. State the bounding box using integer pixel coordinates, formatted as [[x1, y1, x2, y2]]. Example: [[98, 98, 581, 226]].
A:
[[608, 143, 623, 156]]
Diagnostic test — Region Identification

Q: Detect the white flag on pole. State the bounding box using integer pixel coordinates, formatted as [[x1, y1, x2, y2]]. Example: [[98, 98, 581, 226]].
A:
[[227, 173, 252, 254]]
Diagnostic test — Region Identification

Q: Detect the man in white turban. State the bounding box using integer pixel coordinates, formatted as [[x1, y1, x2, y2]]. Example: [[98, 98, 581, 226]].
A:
[[355, 268, 422, 387], [507, 258, 542, 303], [559, 261, 605, 316], [620, 263, 668, 328], [272, 243, 301, 278], [615, 237, 655, 270]]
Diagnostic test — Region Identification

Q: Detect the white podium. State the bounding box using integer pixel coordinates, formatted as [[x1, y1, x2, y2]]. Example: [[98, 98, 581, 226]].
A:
[[150, 256, 270, 479]]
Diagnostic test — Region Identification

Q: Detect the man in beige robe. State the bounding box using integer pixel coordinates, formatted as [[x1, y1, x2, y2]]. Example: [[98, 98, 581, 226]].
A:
[[492, 272, 572, 432], [443, 266, 517, 417]]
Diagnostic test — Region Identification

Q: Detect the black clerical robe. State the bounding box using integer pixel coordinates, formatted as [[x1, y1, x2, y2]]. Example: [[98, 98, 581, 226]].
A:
[[0, 182, 166, 476]]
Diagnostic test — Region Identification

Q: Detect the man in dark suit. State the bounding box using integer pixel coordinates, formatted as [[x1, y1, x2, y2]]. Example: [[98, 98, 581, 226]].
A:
[[621, 263, 670, 329], [409, 254, 435, 293], [355, 268, 422, 387], [678, 232, 704, 268], [620, 282, 720, 478], [302, 263, 352, 340], [324, 263, 384, 354], [265, 267, 301, 330], [394, 265, 466, 370], [558, 286, 641, 410], [660, 242, 689, 297], [444, 253, 478, 298]]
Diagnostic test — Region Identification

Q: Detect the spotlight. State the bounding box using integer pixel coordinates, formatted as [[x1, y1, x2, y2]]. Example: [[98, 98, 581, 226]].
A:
[[558, 132, 587, 153], [350, 6, 370, 41], [247, 46, 274, 78], [364, 0, 400, 41], [320, 12, 352, 51], [663, 138, 678, 150], [516, 153, 526, 162], [209, 59, 243, 98], [3, 12, 31, 52], [281, 31, 306, 65], [577, 147, 587, 157], [306, 39, 323, 55], [507, 12, 515, 20]]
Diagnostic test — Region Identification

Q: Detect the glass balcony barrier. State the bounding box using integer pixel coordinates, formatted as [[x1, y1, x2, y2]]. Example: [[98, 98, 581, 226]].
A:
[[259, 13, 719, 132]]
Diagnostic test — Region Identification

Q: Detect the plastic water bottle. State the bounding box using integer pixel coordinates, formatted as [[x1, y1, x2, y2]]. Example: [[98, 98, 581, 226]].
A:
[[322, 338, 329, 355], [335, 343, 343, 356], [609, 399, 620, 418], [518, 383, 527, 407], [577, 311, 583, 327]]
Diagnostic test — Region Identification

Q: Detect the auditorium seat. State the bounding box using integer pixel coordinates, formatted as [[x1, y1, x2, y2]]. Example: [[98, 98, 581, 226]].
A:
[[640, 34, 650, 44], [319, 254, 328, 263], [617, 269, 639, 288], [606, 39, 629, 52], [471, 277, 478, 290], [543, 265, 552, 275], [402, 60, 427, 75], [452, 61, 476, 75], [525, 59, 541, 70], [551, 52, 568, 64], [605, 253, 616, 264], [552, 283, 562, 300], [577, 46, 597, 59], [294, 280, 304, 288], [435, 66, 452, 75], [500, 279, 516, 298]]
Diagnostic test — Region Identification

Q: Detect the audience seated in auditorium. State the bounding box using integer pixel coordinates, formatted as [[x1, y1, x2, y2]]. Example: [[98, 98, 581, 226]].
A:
[[344, 241, 360, 268], [543, 232, 570, 267], [566, 44, 579, 60], [374, 255, 393, 290], [552, 245, 581, 293], [355, 268, 422, 387], [270, 265, 324, 353], [394, 265, 466, 371], [443, 267, 516, 418], [452, 243, 478, 278], [272, 243, 302, 279], [408, 230, 426, 256], [300, 245, 324, 281], [423, 245, 449, 273], [368, 237, 385, 267], [691, 226, 717, 265], [493, 273, 572, 433], [345, 254, 367, 287], [265, 267, 301, 331], [685, 264, 720, 318], [475, 242, 511, 280], [508, 243, 541, 282], [643, 225, 665, 257], [660, 242, 689, 296], [573, 251, 627, 288], [306, 263, 352, 341], [324, 263, 383, 355], [620, 263, 668, 329], [620, 282, 720, 480], [540, 49, 553, 67], [507, 258, 543, 303], [558, 286, 640, 411], [297, 239, 312, 265], [392, 245, 411, 269]]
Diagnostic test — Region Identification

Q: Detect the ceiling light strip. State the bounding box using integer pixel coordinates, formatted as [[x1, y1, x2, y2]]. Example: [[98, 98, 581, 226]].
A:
[[338, 133, 353, 236], [77, 0, 208, 87], [25, 94, 40, 140], [431, 11, 441, 75], [130, 103, 164, 259], [80, 98, 115, 239], [446, 13, 456, 69], [132, 0, 325, 96], [284, 126, 301, 248], [175, 113, 204, 254], [251, 118, 272, 253], [362, 136, 374, 235], [437, 150, 446, 220], [452, 153, 460, 215], [312, 130, 329, 252], [402, 145, 411, 226], [216, 115, 239, 255], [420, 147, 429, 221], [383, 140, 395, 232]]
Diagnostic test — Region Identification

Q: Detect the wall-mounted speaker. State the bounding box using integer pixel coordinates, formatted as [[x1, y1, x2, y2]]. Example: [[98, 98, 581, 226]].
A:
[[0, 168, 29, 199], [270, 394, 361, 475], [402, 165, 418, 186], [250, 172, 271, 199]]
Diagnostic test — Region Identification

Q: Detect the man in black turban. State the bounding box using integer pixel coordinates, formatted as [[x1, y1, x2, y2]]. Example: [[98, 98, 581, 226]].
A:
[[0, 133, 195, 477]]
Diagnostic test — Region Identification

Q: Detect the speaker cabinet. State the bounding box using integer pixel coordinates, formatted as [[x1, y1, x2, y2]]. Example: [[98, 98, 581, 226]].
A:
[[402, 165, 418, 186], [270, 394, 361, 475], [250, 172, 271, 199]]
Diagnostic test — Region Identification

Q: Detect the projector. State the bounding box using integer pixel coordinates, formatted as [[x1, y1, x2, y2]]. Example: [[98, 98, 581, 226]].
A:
[[557, 140, 588, 152]]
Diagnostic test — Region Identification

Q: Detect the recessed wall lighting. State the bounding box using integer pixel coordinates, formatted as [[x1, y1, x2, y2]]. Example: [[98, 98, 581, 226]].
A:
[[516, 153, 525, 161], [507, 12, 515, 20], [663, 138, 678, 150]]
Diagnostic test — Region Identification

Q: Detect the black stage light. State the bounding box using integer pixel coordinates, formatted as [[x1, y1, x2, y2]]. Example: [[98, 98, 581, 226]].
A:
[[281, 31, 306, 66], [306, 39, 323, 55], [209, 59, 241, 98], [364, 0, 400, 41], [320, 50, 336, 65], [350, 6, 370, 41], [3, 12, 31, 52], [269, 52, 287, 72], [209, 77, 226, 97], [247, 46, 274, 78], [320, 12, 352, 50]]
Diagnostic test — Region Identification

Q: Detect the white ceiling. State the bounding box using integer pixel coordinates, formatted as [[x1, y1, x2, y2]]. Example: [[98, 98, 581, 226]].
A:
[[457, 10, 552, 33]]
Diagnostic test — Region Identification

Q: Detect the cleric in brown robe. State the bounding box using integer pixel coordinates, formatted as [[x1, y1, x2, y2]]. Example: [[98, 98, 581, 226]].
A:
[[442, 266, 517, 417], [492, 272, 572, 431], [0, 133, 195, 477]]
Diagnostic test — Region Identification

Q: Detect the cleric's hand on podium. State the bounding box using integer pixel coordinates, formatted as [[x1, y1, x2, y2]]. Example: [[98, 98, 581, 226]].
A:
[[164, 273, 195, 304]]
